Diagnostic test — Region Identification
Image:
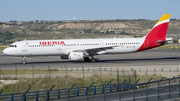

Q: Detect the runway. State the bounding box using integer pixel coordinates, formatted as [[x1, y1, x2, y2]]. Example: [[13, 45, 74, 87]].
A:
[[0, 49, 180, 70]]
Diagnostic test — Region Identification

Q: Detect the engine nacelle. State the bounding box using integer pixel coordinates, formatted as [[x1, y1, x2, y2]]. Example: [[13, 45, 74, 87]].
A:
[[61, 55, 69, 59], [68, 52, 84, 60]]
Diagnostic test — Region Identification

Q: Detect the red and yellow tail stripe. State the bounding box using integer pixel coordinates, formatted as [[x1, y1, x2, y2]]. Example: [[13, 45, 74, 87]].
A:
[[153, 14, 171, 28]]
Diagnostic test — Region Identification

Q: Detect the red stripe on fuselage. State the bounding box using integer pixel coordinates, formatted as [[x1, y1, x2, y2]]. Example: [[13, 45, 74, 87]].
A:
[[136, 22, 169, 52]]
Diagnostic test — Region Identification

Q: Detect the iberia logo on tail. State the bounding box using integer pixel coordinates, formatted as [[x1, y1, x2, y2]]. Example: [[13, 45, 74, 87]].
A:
[[137, 14, 171, 52]]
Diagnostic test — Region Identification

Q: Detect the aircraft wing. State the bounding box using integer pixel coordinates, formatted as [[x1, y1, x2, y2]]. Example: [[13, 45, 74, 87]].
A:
[[73, 46, 118, 54]]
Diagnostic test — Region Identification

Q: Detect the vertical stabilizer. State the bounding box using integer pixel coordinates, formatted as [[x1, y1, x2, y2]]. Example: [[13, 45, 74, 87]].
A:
[[147, 14, 171, 41], [137, 14, 171, 51]]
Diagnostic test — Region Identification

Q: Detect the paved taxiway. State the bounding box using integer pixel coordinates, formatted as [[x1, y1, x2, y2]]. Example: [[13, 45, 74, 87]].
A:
[[0, 49, 180, 70]]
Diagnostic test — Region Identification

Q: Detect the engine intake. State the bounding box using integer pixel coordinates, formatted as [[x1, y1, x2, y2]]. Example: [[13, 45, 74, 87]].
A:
[[68, 52, 84, 60], [61, 55, 68, 59]]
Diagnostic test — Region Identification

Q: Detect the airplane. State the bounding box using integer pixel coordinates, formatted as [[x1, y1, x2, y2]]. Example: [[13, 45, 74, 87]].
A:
[[3, 14, 173, 64]]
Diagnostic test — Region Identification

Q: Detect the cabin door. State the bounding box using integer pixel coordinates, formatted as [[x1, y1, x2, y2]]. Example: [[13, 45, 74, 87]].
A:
[[22, 42, 27, 51]]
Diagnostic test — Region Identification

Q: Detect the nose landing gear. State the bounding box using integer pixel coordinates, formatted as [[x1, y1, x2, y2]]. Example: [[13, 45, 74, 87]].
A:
[[22, 56, 26, 64]]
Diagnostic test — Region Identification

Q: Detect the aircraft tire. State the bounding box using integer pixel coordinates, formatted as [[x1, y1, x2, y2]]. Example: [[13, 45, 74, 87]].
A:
[[90, 58, 96, 63], [84, 57, 90, 62], [22, 61, 26, 65]]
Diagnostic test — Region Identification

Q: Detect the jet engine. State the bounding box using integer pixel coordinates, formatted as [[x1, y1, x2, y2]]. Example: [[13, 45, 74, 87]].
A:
[[68, 52, 84, 60], [61, 55, 69, 59]]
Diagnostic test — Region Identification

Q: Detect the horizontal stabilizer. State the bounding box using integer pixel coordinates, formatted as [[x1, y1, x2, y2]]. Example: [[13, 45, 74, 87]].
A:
[[156, 38, 173, 44]]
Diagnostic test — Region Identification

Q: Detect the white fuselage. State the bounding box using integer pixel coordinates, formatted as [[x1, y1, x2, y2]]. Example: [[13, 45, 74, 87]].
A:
[[3, 38, 145, 56]]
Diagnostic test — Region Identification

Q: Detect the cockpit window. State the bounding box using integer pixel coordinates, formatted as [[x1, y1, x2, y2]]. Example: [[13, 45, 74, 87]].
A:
[[9, 45, 17, 48]]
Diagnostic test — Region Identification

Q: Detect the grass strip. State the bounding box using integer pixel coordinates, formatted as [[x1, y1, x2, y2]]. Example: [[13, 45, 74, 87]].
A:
[[0, 74, 164, 94]]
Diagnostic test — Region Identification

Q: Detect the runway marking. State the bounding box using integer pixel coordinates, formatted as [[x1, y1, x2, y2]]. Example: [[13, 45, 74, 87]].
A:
[[112, 91, 179, 101]]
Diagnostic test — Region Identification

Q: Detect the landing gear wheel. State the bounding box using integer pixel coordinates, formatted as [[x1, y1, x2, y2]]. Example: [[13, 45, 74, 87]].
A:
[[90, 58, 96, 63], [22, 61, 26, 65], [22, 56, 26, 65], [84, 57, 90, 62]]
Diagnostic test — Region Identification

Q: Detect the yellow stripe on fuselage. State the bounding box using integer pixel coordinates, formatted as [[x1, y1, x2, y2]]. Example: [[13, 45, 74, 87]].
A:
[[155, 14, 171, 25]]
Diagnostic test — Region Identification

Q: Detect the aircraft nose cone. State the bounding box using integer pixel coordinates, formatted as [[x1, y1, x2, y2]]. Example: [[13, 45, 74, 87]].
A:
[[3, 48, 9, 55]]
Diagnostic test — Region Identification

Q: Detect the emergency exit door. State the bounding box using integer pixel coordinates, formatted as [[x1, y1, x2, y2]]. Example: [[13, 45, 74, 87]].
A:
[[57, 44, 62, 50]]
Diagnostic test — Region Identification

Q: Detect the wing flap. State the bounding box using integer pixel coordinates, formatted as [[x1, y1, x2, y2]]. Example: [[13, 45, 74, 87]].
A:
[[73, 46, 117, 53]]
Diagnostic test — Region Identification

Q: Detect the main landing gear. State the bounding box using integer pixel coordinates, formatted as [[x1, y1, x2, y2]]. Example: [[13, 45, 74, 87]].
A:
[[22, 56, 26, 64], [90, 58, 96, 63], [84, 57, 90, 62], [84, 57, 96, 63]]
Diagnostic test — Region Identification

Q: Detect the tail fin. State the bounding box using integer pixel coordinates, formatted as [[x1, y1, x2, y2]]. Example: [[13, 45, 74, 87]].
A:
[[146, 14, 171, 41], [137, 14, 171, 52]]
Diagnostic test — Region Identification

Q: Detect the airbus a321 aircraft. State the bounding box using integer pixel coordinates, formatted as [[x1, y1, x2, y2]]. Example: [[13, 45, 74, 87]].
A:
[[3, 14, 172, 64]]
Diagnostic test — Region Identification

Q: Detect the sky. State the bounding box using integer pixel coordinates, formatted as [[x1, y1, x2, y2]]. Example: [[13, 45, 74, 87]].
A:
[[0, 0, 180, 21]]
